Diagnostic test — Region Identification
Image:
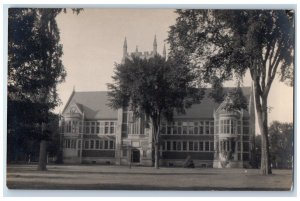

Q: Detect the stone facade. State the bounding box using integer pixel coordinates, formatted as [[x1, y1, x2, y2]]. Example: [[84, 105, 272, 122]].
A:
[[59, 37, 255, 168]]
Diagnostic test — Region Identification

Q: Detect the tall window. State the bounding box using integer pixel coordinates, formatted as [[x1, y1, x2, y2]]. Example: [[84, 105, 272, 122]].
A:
[[199, 141, 204, 151], [220, 119, 236, 134], [205, 121, 210, 134], [91, 122, 95, 134], [194, 141, 199, 151], [182, 141, 187, 151], [177, 122, 182, 134], [205, 141, 210, 151], [96, 122, 100, 134], [95, 140, 100, 149], [90, 140, 94, 149], [194, 122, 198, 134], [189, 142, 193, 151], [199, 122, 204, 134], [167, 141, 171, 150]]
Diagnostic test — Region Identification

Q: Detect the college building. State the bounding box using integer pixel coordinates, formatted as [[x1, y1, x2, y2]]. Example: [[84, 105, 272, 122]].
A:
[[59, 36, 256, 168]]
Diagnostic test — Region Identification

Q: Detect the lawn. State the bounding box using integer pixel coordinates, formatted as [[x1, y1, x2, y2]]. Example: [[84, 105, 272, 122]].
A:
[[6, 164, 293, 190]]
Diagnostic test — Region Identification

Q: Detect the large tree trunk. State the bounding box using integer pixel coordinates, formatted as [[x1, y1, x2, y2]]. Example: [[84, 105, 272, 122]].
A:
[[255, 94, 272, 175], [37, 140, 47, 171], [152, 116, 161, 169], [154, 143, 160, 169]]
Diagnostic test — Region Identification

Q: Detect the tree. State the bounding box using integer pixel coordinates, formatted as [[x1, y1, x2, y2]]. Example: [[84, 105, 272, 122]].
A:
[[107, 55, 202, 168], [168, 10, 294, 175], [269, 121, 293, 169], [8, 8, 81, 170]]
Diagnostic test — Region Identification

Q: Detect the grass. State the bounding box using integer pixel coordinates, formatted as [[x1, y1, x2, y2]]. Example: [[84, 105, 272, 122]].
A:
[[6, 164, 293, 190]]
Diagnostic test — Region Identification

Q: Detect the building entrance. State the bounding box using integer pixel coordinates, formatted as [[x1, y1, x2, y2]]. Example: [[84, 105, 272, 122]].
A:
[[131, 149, 140, 163]]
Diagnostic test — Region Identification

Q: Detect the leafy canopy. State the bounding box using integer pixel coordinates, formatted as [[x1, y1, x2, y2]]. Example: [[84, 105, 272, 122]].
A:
[[168, 10, 294, 90], [107, 55, 203, 122]]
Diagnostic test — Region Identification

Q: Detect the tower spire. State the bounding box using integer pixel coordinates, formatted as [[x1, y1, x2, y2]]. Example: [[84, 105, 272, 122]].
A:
[[163, 44, 166, 58], [153, 35, 157, 55], [122, 37, 128, 63]]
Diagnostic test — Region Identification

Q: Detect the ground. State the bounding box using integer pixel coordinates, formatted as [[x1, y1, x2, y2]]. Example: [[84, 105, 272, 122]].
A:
[[6, 164, 293, 190]]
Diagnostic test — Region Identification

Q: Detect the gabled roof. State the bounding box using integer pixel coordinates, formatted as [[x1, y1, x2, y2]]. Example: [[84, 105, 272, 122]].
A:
[[62, 91, 118, 120], [174, 87, 252, 119], [62, 87, 252, 120]]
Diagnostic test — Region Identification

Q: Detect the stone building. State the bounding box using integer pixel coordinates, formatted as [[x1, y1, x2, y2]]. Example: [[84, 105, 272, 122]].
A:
[[59, 37, 256, 168]]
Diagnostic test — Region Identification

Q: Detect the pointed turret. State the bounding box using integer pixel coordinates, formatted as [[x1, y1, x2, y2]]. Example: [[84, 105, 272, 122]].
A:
[[163, 44, 166, 59], [122, 37, 128, 63], [153, 35, 157, 55], [135, 45, 138, 53]]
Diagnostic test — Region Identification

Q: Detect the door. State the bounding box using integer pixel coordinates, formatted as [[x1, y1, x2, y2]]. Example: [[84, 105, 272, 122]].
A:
[[132, 149, 140, 163]]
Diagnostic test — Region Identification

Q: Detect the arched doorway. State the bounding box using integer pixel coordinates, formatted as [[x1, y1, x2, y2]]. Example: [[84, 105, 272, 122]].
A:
[[131, 149, 140, 163]]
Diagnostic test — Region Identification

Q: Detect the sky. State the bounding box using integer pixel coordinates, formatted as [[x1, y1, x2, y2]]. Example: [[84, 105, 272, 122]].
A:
[[55, 8, 294, 127]]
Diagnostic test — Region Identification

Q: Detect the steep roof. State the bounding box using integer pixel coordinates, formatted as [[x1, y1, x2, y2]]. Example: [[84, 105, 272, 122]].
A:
[[62, 87, 251, 120], [63, 91, 118, 120], [174, 87, 252, 119]]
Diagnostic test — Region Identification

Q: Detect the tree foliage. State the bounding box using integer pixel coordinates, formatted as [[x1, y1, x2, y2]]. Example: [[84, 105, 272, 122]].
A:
[[168, 9, 294, 175], [269, 121, 293, 169], [7, 8, 81, 168], [108, 55, 203, 168]]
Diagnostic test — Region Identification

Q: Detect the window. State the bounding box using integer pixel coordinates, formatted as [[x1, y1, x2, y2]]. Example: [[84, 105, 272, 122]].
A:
[[71, 140, 76, 149], [205, 141, 210, 151], [72, 121, 77, 133], [105, 122, 109, 134], [176, 141, 182, 151], [194, 122, 198, 134], [188, 123, 194, 134], [194, 141, 198, 151], [96, 122, 100, 134], [199, 122, 204, 134], [205, 121, 210, 134], [84, 140, 89, 149], [167, 141, 171, 150], [78, 140, 82, 149], [104, 140, 109, 149], [110, 122, 115, 134], [173, 123, 177, 134], [85, 122, 90, 134], [210, 142, 214, 151], [95, 140, 100, 149], [182, 126, 187, 135], [210, 121, 214, 134], [215, 121, 219, 134], [90, 140, 94, 149], [237, 141, 241, 151], [109, 140, 114, 149], [199, 141, 204, 151], [182, 141, 187, 151], [237, 121, 241, 134], [189, 142, 193, 151], [243, 126, 249, 135], [177, 122, 182, 134], [243, 142, 249, 152], [99, 140, 103, 149], [220, 119, 236, 134], [91, 122, 95, 134], [167, 125, 172, 135], [173, 141, 177, 151]]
